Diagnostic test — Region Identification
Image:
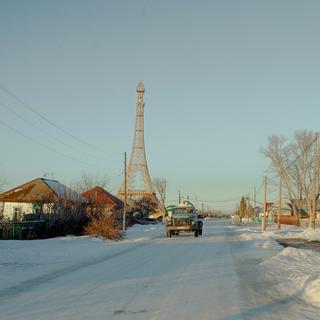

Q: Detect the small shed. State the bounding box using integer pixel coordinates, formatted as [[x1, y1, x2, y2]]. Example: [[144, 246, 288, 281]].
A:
[[82, 186, 124, 222]]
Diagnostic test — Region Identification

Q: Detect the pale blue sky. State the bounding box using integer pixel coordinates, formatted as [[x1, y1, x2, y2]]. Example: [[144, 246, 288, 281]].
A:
[[1, 0, 320, 209]]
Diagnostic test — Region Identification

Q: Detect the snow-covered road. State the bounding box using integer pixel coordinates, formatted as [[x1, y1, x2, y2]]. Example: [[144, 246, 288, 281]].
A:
[[1, 221, 319, 320]]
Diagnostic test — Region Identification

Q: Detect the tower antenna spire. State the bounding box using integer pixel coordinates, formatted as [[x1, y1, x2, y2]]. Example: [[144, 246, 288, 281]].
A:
[[119, 82, 158, 205]]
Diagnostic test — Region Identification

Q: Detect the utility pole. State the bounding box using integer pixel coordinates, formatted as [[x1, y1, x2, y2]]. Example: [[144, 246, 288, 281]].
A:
[[123, 152, 127, 231], [246, 194, 250, 223], [262, 176, 267, 231], [278, 175, 282, 230], [253, 186, 256, 210], [161, 179, 167, 224], [201, 203, 204, 215], [311, 132, 317, 229], [178, 190, 181, 204]]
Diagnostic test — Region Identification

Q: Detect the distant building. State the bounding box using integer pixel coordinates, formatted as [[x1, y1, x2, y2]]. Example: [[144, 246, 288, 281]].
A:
[[288, 199, 320, 218], [0, 178, 85, 221]]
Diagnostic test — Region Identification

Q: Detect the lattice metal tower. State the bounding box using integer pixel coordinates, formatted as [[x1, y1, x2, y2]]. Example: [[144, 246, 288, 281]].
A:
[[118, 82, 157, 201]]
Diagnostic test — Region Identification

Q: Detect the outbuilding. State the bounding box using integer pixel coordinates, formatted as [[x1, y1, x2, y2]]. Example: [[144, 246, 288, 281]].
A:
[[82, 186, 124, 223]]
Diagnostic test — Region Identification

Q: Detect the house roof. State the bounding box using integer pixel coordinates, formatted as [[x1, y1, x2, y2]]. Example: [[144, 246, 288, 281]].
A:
[[82, 186, 124, 209], [0, 178, 85, 203]]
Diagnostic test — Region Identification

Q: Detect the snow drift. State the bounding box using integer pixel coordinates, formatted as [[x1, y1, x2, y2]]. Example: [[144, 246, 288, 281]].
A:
[[262, 247, 320, 307]]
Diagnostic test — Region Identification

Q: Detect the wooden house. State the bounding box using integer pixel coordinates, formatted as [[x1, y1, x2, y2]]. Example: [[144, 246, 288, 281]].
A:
[[0, 178, 85, 221]]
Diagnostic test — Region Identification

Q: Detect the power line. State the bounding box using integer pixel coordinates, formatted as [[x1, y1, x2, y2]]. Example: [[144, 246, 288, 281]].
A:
[[195, 198, 240, 203], [0, 85, 109, 156], [255, 180, 264, 196], [178, 195, 241, 204], [0, 119, 106, 169], [0, 101, 108, 164]]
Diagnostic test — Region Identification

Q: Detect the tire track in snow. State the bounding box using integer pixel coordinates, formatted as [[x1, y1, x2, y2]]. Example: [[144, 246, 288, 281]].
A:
[[0, 238, 160, 302], [149, 263, 193, 320]]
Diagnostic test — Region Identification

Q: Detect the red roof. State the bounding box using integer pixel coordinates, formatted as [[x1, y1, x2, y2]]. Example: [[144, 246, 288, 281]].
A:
[[0, 178, 85, 203], [82, 186, 123, 209]]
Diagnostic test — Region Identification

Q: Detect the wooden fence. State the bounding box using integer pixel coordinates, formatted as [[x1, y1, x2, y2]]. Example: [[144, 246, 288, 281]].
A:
[[274, 215, 299, 225], [0, 221, 48, 240]]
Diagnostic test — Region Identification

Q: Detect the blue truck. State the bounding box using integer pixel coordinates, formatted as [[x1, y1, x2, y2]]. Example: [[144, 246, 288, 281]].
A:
[[165, 201, 203, 238]]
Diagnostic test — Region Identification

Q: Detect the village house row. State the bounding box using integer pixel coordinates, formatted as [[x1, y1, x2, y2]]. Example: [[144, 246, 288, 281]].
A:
[[0, 177, 124, 223]]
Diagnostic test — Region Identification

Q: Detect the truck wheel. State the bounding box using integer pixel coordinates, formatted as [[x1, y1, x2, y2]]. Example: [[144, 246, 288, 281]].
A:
[[194, 230, 198, 237]]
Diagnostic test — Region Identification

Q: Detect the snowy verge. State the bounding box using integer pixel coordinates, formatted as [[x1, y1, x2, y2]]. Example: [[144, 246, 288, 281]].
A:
[[236, 223, 320, 243], [294, 228, 320, 241], [0, 224, 164, 290], [261, 247, 320, 307], [233, 223, 320, 308]]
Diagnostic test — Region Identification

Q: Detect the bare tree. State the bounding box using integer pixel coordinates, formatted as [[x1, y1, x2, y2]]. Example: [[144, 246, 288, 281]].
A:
[[135, 196, 158, 220], [238, 196, 247, 223], [261, 130, 318, 226], [84, 205, 121, 240], [70, 173, 123, 238], [71, 172, 109, 194], [266, 135, 303, 222], [153, 177, 167, 223]]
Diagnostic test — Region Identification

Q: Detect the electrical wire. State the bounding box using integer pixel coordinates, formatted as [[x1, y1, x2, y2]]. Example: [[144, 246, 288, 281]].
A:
[[0, 101, 107, 164], [255, 180, 264, 196], [0, 84, 109, 156], [177, 195, 243, 204], [192, 197, 241, 204], [0, 119, 107, 169]]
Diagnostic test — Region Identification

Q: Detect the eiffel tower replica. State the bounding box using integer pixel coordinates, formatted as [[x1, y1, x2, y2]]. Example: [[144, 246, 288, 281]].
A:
[[118, 82, 159, 212]]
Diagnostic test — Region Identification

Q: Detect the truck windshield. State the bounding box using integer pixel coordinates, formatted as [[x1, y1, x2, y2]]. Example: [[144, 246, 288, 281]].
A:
[[173, 208, 194, 215]]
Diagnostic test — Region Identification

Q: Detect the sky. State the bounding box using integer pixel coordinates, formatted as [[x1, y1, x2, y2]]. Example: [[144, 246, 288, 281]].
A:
[[0, 0, 320, 210]]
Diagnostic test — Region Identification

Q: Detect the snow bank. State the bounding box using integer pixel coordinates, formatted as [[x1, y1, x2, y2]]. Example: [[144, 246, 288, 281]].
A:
[[238, 230, 278, 241], [0, 224, 164, 290], [226, 223, 320, 307], [253, 239, 282, 249], [261, 247, 320, 307], [268, 227, 320, 241], [236, 223, 320, 243], [238, 227, 284, 250], [298, 228, 320, 241], [302, 275, 320, 307]]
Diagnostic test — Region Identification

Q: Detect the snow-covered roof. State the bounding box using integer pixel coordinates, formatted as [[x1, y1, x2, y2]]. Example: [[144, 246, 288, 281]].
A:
[[82, 186, 123, 208], [43, 179, 84, 202], [0, 178, 86, 203]]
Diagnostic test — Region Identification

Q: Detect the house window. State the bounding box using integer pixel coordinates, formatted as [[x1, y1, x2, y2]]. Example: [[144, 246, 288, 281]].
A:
[[13, 207, 22, 221], [32, 203, 42, 214]]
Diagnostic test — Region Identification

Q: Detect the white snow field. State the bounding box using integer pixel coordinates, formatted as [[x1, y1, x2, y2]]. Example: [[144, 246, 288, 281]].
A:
[[1, 221, 320, 320]]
